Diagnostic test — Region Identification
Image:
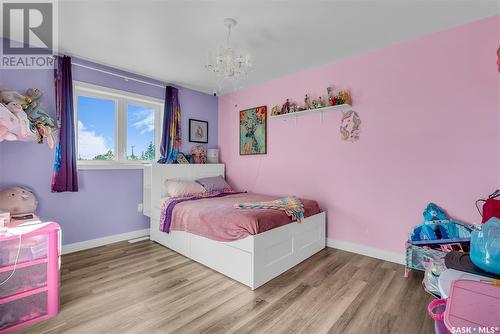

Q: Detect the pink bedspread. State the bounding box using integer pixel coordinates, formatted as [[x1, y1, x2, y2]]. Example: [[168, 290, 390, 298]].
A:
[[168, 192, 320, 241]]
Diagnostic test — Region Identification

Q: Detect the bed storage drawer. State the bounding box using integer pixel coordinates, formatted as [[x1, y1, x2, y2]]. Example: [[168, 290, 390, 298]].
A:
[[0, 291, 48, 331], [189, 234, 253, 287]]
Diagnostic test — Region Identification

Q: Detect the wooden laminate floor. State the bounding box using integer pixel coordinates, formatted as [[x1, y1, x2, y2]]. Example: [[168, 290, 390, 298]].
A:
[[21, 241, 434, 334]]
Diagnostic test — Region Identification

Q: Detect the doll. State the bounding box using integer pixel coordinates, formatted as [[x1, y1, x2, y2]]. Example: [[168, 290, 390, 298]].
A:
[[327, 87, 335, 106], [304, 94, 311, 110], [281, 99, 290, 114]]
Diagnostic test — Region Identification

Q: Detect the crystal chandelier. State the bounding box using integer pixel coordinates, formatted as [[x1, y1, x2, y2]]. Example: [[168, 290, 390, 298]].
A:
[[205, 18, 252, 82]]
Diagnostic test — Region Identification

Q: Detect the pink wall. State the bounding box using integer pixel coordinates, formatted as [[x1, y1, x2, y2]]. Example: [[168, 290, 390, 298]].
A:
[[218, 15, 500, 254]]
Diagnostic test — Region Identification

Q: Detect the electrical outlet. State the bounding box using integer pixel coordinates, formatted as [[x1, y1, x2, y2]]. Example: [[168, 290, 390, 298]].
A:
[[137, 203, 143, 212]]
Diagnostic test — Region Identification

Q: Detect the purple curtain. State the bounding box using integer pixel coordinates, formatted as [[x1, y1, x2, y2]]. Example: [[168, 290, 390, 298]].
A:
[[51, 55, 78, 192], [158, 86, 181, 163]]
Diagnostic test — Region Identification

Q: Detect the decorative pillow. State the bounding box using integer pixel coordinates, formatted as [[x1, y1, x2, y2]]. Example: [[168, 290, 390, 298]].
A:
[[164, 180, 206, 197], [196, 176, 232, 192]]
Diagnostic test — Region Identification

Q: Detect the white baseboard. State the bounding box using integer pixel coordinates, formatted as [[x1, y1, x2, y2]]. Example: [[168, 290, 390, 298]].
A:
[[61, 231, 404, 266], [128, 236, 150, 243], [326, 238, 405, 265], [62, 229, 150, 255]]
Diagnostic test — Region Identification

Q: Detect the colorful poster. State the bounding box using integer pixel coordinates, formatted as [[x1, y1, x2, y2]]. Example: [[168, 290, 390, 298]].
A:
[[240, 106, 267, 155]]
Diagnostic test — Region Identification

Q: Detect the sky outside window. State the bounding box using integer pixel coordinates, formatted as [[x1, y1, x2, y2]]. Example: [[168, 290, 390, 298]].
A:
[[127, 104, 155, 160], [77, 96, 115, 160]]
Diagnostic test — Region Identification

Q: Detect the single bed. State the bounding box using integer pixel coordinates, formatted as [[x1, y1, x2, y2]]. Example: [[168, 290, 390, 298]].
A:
[[146, 163, 326, 290]]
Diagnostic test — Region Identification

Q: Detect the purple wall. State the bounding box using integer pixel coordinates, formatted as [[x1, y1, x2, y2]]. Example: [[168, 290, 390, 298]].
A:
[[0, 52, 218, 245]]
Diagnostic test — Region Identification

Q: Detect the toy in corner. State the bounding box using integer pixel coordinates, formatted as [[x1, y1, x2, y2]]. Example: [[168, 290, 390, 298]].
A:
[[190, 145, 207, 164]]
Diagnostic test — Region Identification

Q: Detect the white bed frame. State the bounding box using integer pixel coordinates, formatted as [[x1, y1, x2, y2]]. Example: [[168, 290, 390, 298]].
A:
[[146, 163, 326, 290]]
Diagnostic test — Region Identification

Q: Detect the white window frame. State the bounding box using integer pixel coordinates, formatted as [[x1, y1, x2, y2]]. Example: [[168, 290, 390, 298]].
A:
[[73, 81, 163, 170]]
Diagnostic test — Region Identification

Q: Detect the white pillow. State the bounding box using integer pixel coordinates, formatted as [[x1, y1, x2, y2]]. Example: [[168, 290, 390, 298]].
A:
[[164, 180, 206, 197]]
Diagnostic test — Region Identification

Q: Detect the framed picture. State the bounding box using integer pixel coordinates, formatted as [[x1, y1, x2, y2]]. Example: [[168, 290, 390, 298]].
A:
[[239, 106, 267, 155], [189, 119, 208, 143]]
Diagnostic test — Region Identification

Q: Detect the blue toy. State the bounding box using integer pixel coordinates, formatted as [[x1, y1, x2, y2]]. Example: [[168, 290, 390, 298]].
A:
[[423, 203, 448, 221], [409, 203, 473, 245], [470, 217, 500, 275]]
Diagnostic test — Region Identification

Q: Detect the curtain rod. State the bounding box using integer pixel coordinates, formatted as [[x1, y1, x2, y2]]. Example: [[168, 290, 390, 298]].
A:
[[71, 62, 166, 89]]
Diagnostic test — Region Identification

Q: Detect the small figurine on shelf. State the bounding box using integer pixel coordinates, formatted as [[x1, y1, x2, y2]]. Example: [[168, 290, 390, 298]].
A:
[[271, 105, 280, 116], [336, 92, 344, 105], [281, 99, 290, 114], [304, 94, 311, 110], [312, 96, 325, 109], [340, 90, 352, 105], [290, 102, 298, 113], [327, 87, 335, 106], [311, 99, 317, 109], [317, 96, 326, 108]]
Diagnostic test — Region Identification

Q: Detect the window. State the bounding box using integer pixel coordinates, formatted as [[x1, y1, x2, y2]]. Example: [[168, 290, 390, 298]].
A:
[[126, 104, 156, 161], [77, 96, 116, 160], [74, 82, 163, 168]]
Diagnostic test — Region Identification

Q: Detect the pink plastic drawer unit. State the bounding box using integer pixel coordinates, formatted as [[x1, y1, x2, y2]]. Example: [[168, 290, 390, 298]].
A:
[[0, 222, 60, 333]]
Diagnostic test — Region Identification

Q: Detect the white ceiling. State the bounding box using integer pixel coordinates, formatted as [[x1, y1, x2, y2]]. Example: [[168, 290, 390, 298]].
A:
[[54, 1, 499, 94]]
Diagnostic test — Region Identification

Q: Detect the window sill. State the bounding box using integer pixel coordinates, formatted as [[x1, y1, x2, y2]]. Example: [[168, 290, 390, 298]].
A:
[[77, 161, 152, 170]]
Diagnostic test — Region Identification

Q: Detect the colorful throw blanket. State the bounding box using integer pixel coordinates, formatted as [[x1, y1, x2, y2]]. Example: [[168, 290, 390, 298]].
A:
[[160, 190, 241, 233], [234, 196, 305, 222]]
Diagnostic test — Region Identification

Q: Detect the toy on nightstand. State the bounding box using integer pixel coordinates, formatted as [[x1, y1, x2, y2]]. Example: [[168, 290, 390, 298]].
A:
[[190, 145, 207, 164], [0, 187, 39, 226]]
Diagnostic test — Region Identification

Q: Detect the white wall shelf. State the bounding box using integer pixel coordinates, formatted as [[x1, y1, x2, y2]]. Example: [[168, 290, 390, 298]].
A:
[[270, 104, 352, 122]]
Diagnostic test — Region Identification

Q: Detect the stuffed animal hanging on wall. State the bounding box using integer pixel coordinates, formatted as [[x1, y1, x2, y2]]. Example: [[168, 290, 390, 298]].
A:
[[6, 102, 37, 141], [340, 110, 361, 142], [0, 86, 56, 147], [0, 103, 19, 142]]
